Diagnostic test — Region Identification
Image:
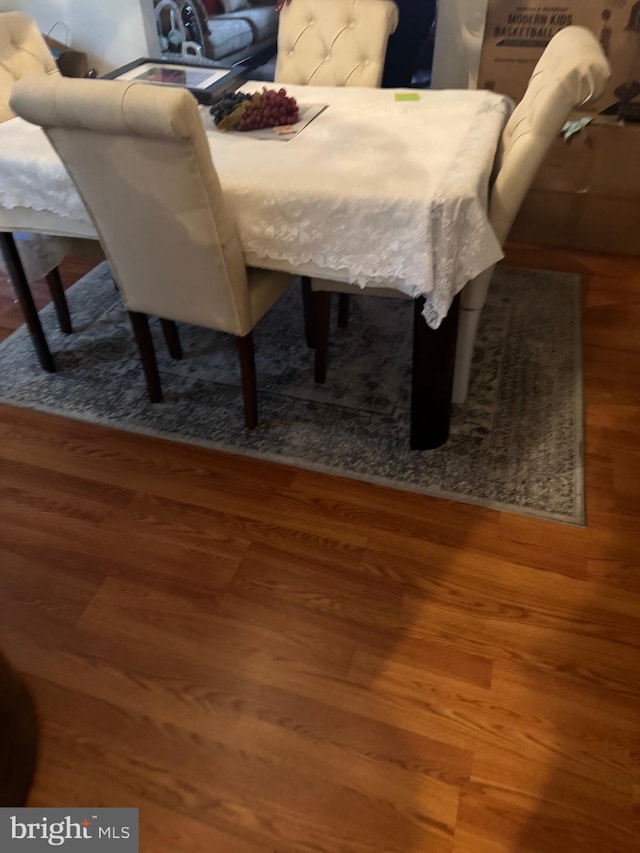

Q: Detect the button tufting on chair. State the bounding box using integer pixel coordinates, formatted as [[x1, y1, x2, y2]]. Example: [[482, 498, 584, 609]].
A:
[[273, 0, 400, 372], [306, 26, 611, 407], [275, 0, 399, 88], [0, 11, 59, 123], [0, 12, 74, 319]]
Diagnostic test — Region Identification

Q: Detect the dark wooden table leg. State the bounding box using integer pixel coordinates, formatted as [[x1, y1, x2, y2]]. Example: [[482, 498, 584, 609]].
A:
[[0, 232, 55, 372], [410, 294, 460, 450]]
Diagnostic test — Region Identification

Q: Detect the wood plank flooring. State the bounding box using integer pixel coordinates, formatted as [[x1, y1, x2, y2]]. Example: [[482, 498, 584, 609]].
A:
[[0, 245, 639, 852]]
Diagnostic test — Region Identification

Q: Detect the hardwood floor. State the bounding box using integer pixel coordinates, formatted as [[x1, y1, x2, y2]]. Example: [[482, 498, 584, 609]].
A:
[[0, 246, 639, 852]]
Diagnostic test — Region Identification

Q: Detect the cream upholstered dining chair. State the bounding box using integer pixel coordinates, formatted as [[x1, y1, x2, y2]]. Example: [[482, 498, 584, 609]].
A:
[[11, 76, 295, 428], [0, 11, 59, 122], [275, 0, 399, 88], [310, 26, 611, 404], [0, 12, 73, 333], [274, 0, 399, 341]]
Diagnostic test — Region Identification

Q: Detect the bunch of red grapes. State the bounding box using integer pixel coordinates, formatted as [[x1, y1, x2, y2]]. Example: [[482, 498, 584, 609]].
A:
[[236, 88, 299, 132]]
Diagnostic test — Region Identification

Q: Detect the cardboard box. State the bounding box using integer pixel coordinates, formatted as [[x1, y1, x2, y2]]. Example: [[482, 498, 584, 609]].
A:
[[510, 117, 640, 255], [511, 191, 640, 254], [478, 3, 640, 254], [478, 1, 640, 114]]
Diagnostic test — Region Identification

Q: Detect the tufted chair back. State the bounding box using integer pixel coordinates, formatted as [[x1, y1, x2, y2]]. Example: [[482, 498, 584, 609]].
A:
[[0, 12, 59, 123], [0, 13, 67, 292], [490, 25, 610, 246], [275, 0, 399, 88], [11, 75, 294, 425], [307, 25, 610, 409], [11, 75, 264, 334], [449, 26, 610, 401]]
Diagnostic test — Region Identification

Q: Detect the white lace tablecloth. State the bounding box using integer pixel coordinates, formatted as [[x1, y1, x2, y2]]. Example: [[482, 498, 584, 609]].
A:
[[0, 84, 512, 328]]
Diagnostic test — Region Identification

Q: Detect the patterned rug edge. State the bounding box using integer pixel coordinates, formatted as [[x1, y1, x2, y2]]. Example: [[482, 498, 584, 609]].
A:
[[572, 300, 586, 528], [0, 393, 586, 527]]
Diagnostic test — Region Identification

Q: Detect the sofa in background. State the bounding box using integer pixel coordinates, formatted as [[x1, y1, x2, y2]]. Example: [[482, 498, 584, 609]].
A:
[[200, 0, 278, 62], [156, 0, 278, 64]]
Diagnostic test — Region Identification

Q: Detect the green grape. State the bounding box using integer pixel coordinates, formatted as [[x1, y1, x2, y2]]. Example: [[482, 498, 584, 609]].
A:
[[209, 92, 253, 126]]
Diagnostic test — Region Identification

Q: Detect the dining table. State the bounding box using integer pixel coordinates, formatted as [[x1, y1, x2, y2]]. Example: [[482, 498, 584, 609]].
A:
[[0, 79, 512, 449]]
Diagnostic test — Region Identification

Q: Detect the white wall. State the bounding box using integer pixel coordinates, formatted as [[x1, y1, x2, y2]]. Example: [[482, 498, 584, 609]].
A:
[[0, 0, 158, 73], [431, 0, 490, 89]]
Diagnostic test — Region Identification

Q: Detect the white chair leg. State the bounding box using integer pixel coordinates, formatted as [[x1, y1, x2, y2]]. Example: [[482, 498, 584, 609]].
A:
[[452, 307, 481, 405], [453, 265, 495, 405]]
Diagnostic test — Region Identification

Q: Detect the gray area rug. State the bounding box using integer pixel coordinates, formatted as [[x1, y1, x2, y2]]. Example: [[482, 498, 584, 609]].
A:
[[0, 263, 584, 524]]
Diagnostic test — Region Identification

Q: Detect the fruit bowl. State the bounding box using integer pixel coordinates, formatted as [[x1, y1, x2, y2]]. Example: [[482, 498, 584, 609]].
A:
[[210, 87, 299, 132]]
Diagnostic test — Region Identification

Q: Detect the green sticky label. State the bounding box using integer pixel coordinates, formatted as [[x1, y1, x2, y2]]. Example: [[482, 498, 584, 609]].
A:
[[395, 92, 420, 101]]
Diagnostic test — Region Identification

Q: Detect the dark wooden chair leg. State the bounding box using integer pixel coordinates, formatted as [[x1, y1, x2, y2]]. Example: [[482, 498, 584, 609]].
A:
[[236, 332, 257, 429], [410, 294, 460, 450], [128, 311, 162, 403], [45, 268, 73, 334], [314, 290, 332, 384], [0, 232, 55, 372], [300, 276, 316, 348], [337, 293, 350, 328], [160, 318, 183, 360]]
